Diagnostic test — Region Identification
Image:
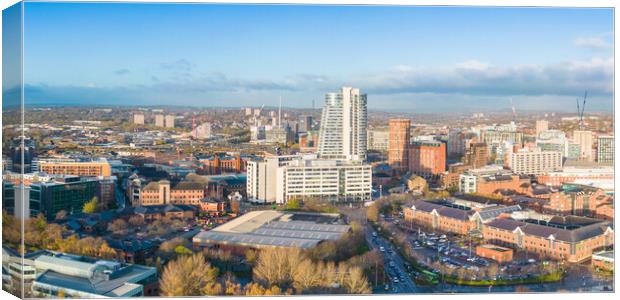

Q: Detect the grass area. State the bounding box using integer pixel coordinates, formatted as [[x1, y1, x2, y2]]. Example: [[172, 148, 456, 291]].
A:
[[443, 270, 564, 286]]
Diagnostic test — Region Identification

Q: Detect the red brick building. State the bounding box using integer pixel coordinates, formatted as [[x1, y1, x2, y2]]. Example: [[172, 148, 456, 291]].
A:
[[476, 244, 514, 263], [482, 216, 614, 263], [408, 141, 446, 178], [200, 153, 246, 175], [388, 119, 411, 172]]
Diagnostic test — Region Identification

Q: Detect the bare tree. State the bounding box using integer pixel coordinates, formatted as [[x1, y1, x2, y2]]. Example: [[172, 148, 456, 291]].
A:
[[159, 253, 219, 296]]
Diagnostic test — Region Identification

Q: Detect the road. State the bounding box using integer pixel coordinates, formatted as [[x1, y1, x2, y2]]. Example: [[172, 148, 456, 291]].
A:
[[364, 224, 419, 294]]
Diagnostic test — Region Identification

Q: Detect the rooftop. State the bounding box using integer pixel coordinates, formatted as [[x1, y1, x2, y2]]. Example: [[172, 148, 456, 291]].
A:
[[193, 210, 350, 249]]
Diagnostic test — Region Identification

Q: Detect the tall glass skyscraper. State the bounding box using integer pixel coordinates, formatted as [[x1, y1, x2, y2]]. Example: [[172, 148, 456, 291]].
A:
[[317, 87, 368, 161]]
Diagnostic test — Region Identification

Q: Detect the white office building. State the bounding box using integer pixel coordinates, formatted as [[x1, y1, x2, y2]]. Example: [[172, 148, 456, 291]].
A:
[[317, 87, 368, 161], [247, 154, 371, 204]]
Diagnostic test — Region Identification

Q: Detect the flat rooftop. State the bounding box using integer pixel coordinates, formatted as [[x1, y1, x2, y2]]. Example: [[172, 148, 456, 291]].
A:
[[193, 210, 350, 249]]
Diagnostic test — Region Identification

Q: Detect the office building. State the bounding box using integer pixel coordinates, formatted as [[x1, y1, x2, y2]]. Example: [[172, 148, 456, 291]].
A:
[[483, 215, 614, 263], [10, 137, 35, 173], [597, 135, 614, 164], [154, 114, 164, 127], [388, 119, 411, 171], [165, 115, 175, 128], [39, 160, 112, 177], [408, 141, 446, 177], [573, 130, 594, 161], [298, 115, 313, 133], [509, 148, 562, 175], [133, 114, 145, 125], [28, 252, 158, 297], [2, 176, 99, 220], [535, 120, 549, 136], [138, 180, 205, 206], [317, 87, 368, 161], [246, 154, 372, 204]]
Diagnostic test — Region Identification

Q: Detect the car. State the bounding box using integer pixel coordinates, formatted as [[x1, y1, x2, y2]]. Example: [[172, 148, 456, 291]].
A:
[[527, 259, 536, 263], [380, 246, 385, 252], [440, 234, 447, 239], [393, 278, 400, 283], [372, 232, 378, 237]]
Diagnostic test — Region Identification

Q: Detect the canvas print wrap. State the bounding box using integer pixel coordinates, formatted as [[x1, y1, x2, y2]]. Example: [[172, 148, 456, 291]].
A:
[[1, 1, 615, 298]]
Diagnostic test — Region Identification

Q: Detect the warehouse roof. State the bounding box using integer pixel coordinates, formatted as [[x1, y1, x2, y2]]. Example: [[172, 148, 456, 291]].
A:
[[193, 210, 350, 249]]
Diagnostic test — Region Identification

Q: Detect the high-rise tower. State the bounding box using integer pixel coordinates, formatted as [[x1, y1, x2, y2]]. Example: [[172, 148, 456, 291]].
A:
[[317, 87, 368, 161]]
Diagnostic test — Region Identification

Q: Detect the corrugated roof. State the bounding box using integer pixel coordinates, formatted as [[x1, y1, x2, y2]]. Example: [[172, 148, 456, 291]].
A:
[[193, 211, 351, 249]]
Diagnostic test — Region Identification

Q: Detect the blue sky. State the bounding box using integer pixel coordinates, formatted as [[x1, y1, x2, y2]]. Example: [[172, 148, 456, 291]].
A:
[[10, 3, 615, 111]]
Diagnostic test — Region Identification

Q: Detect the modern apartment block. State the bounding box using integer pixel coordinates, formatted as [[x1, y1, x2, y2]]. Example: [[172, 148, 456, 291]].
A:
[[133, 113, 145, 125], [463, 142, 489, 169], [317, 87, 368, 161], [408, 141, 446, 177], [388, 119, 411, 171], [246, 154, 372, 204], [597, 135, 614, 164], [155, 114, 165, 127], [509, 148, 562, 175], [165, 115, 175, 128]]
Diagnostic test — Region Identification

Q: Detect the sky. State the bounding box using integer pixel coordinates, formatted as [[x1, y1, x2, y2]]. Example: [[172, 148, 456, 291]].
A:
[[5, 2, 615, 112]]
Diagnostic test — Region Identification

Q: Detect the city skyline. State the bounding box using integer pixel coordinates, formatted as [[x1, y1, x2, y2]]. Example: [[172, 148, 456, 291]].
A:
[[4, 3, 614, 112]]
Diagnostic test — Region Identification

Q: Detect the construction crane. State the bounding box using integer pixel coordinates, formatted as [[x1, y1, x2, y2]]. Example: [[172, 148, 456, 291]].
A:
[[576, 91, 588, 130]]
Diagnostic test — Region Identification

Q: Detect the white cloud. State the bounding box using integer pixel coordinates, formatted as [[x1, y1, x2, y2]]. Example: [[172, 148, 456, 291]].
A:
[[574, 36, 612, 50]]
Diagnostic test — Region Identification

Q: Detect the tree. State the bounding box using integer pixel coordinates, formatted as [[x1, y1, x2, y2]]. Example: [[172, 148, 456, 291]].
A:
[[343, 266, 371, 294], [107, 219, 129, 235], [230, 199, 240, 214], [174, 245, 194, 256], [128, 215, 145, 227], [286, 198, 301, 210], [98, 242, 117, 259], [253, 248, 302, 287], [160, 253, 219, 296], [366, 203, 379, 222], [82, 196, 99, 214]]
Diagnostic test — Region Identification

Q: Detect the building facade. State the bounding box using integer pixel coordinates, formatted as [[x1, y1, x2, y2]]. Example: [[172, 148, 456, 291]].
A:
[[509, 149, 562, 175], [39, 160, 112, 177], [246, 154, 372, 204], [408, 141, 446, 177], [317, 87, 368, 161], [597, 135, 614, 164], [388, 119, 411, 171]]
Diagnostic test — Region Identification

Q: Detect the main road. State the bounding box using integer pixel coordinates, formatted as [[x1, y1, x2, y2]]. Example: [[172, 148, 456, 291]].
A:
[[364, 224, 420, 294]]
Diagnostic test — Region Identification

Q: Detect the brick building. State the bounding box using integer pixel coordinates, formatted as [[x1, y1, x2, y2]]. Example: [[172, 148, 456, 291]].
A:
[[408, 141, 446, 178], [388, 119, 411, 172], [482, 216, 614, 263]]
